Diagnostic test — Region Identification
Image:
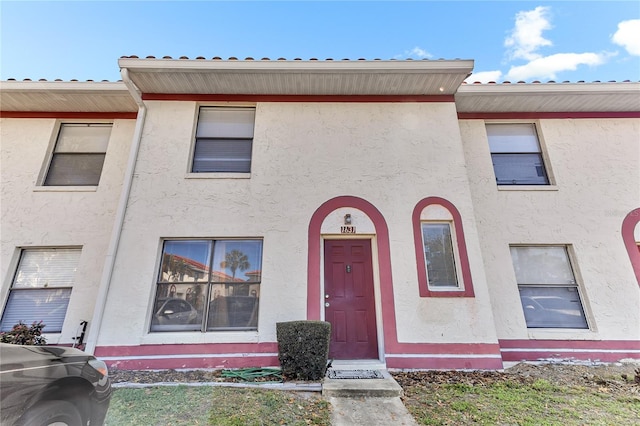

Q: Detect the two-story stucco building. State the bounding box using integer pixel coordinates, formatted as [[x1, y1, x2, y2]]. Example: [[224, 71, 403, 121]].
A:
[[2, 57, 639, 370]]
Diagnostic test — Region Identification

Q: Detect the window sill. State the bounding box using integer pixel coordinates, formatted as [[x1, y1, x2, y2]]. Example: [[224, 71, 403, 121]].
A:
[[34, 186, 98, 192], [185, 173, 251, 179], [420, 288, 475, 298], [497, 185, 558, 191], [142, 330, 259, 345], [40, 333, 62, 344], [527, 329, 594, 340]]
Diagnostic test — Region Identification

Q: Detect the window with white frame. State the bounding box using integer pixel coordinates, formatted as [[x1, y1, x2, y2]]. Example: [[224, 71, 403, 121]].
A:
[[151, 239, 262, 332], [421, 223, 459, 288], [0, 248, 80, 333], [486, 123, 549, 185], [510, 246, 588, 329], [192, 107, 255, 173], [44, 123, 112, 186]]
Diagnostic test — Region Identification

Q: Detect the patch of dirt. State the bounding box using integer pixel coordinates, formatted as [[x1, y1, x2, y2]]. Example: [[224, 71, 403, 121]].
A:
[[109, 368, 284, 384], [109, 368, 225, 384], [109, 362, 640, 395], [391, 362, 640, 397]]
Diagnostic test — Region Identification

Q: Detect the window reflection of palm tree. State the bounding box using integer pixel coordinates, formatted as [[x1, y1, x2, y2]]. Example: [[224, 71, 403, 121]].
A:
[[220, 249, 250, 280], [220, 249, 251, 297]]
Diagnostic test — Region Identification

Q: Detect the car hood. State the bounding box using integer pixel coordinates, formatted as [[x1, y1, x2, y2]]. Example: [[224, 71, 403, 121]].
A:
[[0, 343, 92, 372]]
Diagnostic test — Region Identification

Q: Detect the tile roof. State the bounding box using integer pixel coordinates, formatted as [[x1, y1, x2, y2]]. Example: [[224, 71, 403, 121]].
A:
[[3, 56, 637, 85], [2, 57, 638, 113]]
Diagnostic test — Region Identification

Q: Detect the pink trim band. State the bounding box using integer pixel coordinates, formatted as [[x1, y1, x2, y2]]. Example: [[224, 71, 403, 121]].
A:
[[0, 111, 138, 119], [142, 94, 455, 103], [622, 208, 640, 286], [458, 112, 640, 119]]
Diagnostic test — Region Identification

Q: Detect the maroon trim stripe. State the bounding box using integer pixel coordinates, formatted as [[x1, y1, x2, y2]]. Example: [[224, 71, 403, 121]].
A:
[[622, 208, 640, 287], [104, 356, 280, 371], [499, 339, 640, 350], [386, 357, 503, 370], [95, 342, 278, 357], [0, 111, 138, 119], [141, 94, 455, 103], [458, 111, 640, 119]]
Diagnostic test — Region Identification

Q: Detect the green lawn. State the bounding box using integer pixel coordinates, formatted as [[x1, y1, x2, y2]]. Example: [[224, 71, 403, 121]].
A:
[[106, 370, 640, 426], [105, 386, 331, 426], [398, 377, 640, 426]]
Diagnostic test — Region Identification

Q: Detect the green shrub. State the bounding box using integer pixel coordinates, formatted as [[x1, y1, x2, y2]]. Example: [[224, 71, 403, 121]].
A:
[[276, 320, 331, 381], [0, 321, 47, 345]]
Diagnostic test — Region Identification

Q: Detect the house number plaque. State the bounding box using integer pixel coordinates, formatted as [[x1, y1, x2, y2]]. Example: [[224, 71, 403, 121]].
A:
[[340, 226, 356, 234]]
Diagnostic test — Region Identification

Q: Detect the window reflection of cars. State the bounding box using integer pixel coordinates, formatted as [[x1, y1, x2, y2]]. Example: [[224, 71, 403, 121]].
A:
[[520, 296, 587, 328], [152, 298, 198, 325], [208, 296, 258, 329], [0, 343, 111, 426]]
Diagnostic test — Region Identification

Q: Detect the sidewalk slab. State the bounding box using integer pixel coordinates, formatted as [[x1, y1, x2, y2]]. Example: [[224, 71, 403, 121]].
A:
[[329, 396, 418, 426], [322, 369, 403, 398]]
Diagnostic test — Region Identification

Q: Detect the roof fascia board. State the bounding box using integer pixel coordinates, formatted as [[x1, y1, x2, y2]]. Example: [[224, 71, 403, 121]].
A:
[[457, 82, 640, 96], [0, 81, 129, 93], [118, 58, 474, 74]]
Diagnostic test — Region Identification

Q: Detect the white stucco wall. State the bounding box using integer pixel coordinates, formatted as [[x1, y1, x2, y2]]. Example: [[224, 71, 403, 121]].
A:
[[0, 118, 135, 343], [97, 101, 499, 347], [460, 118, 640, 341]]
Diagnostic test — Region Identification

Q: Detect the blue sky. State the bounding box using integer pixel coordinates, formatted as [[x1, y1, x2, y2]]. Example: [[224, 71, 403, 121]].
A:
[[1, 1, 639, 83]]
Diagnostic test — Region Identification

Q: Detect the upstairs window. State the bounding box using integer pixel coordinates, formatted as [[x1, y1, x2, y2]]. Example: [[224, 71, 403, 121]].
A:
[[192, 107, 255, 173], [486, 123, 549, 185], [1, 248, 80, 333], [510, 246, 588, 329], [45, 123, 111, 186]]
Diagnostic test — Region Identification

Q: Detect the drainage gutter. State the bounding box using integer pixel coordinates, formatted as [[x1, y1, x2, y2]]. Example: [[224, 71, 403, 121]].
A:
[[84, 68, 146, 354]]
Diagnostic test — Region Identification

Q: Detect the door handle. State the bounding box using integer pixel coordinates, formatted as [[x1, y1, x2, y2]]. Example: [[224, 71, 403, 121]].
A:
[[325, 294, 330, 299], [346, 265, 351, 273], [325, 302, 330, 307]]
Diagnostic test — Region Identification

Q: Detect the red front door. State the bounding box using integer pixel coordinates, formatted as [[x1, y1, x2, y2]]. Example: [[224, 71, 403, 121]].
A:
[[324, 239, 378, 359]]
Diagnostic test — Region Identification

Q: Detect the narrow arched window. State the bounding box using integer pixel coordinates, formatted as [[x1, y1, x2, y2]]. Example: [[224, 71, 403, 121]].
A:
[[413, 197, 475, 297]]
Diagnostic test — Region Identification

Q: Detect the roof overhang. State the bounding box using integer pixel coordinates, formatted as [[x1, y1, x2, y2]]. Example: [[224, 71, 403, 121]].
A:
[[0, 81, 138, 113], [456, 82, 640, 113], [118, 58, 475, 96]]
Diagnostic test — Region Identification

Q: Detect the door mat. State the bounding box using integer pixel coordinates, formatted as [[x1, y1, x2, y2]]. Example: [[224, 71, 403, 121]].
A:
[[327, 369, 385, 379]]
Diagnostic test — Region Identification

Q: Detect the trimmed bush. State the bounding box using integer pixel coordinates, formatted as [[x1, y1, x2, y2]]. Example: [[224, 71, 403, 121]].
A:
[[276, 320, 331, 381], [0, 321, 47, 345]]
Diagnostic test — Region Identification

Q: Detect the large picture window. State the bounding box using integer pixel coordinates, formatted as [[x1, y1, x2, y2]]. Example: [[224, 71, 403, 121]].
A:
[[192, 107, 255, 173], [45, 123, 111, 186], [1, 248, 79, 333], [151, 239, 263, 332], [486, 123, 549, 185], [510, 246, 588, 329]]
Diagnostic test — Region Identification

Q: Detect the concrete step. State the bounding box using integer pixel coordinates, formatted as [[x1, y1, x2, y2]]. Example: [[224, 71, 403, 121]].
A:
[[322, 370, 403, 398]]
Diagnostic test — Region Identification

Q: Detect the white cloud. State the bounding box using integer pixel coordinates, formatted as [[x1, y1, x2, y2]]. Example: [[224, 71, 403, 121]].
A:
[[505, 52, 607, 81], [395, 47, 433, 60], [612, 19, 640, 56], [505, 6, 553, 61], [465, 70, 503, 84]]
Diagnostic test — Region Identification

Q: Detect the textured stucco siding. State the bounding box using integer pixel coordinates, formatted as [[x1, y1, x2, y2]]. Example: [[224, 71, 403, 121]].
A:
[[460, 118, 640, 341], [0, 118, 135, 344], [97, 101, 499, 347]]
